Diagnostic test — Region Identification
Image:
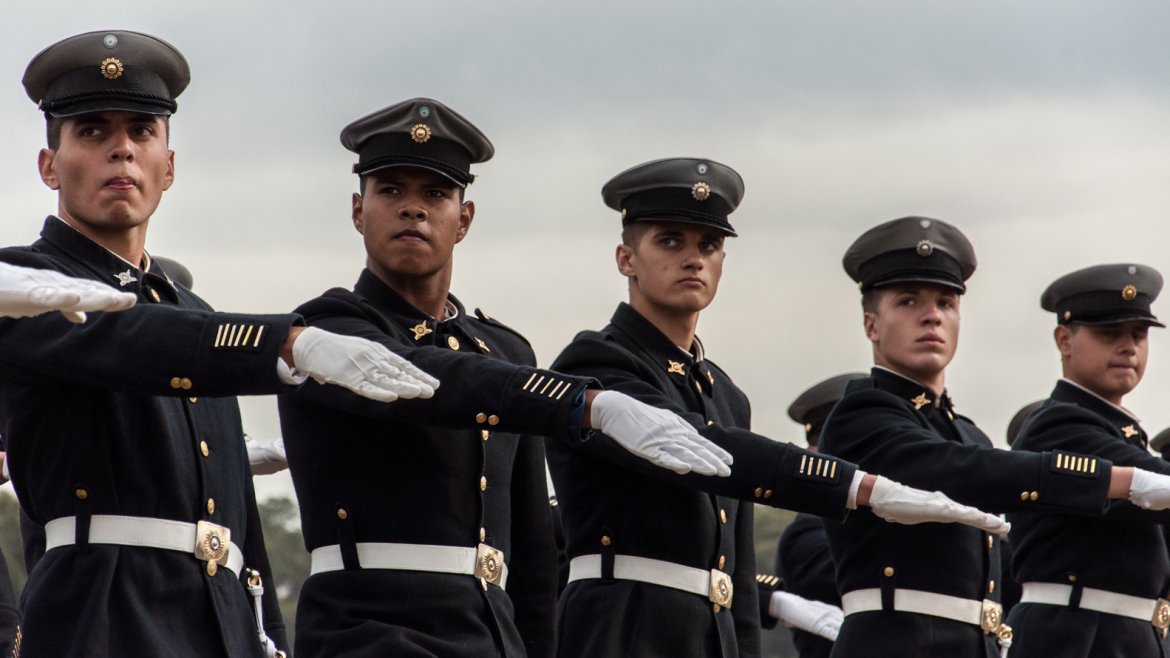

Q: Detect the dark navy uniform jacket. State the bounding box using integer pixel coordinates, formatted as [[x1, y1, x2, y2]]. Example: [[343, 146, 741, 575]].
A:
[[278, 269, 594, 658], [547, 304, 856, 658], [820, 368, 1114, 658], [775, 514, 838, 658], [0, 217, 295, 657], [1008, 379, 1170, 657]]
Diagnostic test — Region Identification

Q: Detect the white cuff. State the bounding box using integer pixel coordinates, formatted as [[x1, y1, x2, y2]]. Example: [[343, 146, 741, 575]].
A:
[[276, 359, 309, 385], [846, 470, 866, 510]]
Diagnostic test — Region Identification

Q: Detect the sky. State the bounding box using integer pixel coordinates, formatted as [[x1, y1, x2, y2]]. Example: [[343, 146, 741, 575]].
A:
[[2, 2, 1170, 499]]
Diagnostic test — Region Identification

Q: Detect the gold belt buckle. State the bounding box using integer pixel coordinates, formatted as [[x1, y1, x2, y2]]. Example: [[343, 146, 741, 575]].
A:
[[1152, 598, 1170, 638], [709, 569, 733, 609], [194, 520, 231, 575], [475, 543, 504, 587], [980, 599, 1005, 636]]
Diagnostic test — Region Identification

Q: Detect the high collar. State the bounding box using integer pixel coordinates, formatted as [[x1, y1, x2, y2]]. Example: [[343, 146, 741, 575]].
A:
[[354, 268, 465, 324], [871, 366, 955, 412], [610, 303, 714, 395], [1055, 378, 1140, 424], [40, 216, 177, 300]]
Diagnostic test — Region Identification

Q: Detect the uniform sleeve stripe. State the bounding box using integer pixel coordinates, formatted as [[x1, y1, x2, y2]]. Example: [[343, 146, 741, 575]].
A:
[[240, 324, 254, 346], [522, 372, 538, 391]]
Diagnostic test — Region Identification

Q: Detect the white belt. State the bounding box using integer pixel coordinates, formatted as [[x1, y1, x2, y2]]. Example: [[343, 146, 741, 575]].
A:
[[842, 588, 1010, 640], [1020, 582, 1170, 630], [45, 515, 243, 576], [310, 542, 509, 590], [567, 554, 734, 608]]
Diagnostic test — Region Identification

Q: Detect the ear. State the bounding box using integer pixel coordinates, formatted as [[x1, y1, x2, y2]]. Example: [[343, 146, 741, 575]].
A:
[[38, 149, 59, 190], [616, 243, 636, 277], [351, 193, 364, 234], [1054, 325, 1073, 360], [161, 150, 175, 191], [455, 200, 475, 244], [863, 311, 879, 344]]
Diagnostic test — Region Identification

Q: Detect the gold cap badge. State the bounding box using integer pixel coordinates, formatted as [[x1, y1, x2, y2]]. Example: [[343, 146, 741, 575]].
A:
[[410, 123, 432, 144], [692, 181, 711, 202], [1122, 284, 1138, 301], [100, 57, 123, 81]]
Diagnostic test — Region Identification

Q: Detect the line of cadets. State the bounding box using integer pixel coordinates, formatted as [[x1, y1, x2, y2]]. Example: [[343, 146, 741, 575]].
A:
[[1, 27, 1169, 658]]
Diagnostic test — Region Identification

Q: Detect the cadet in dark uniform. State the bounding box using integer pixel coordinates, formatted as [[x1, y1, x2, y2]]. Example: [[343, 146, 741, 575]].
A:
[[277, 100, 735, 658], [546, 164, 1008, 658], [1007, 264, 1170, 656], [767, 374, 865, 658], [820, 217, 1170, 658], [1, 31, 444, 658]]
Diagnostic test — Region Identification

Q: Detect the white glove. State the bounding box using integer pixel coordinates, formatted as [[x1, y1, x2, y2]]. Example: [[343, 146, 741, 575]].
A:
[[589, 390, 733, 477], [769, 590, 843, 640], [0, 262, 136, 323], [1128, 468, 1170, 510], [246, 437, 288, 475], [867, 475, 1010, 535], [292, 326, 440, 402]]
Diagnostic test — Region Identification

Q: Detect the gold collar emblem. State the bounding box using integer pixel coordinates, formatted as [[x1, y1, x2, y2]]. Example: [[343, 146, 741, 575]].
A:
[[474, 337, 490, 352], [1122, 424, 1139, 438], [910, 392, 931, 410], [100, 57, 123, 80], [410, 322, 433, 341], [667, 360, 686, 376], [410, 123, 432, 144]]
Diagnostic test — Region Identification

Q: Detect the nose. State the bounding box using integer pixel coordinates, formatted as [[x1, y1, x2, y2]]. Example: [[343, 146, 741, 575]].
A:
[[107, 129, 134, 163], [680, 244, 704, 270], [398, 200, 427, 222], [920, 302, 943, 325], [1118, 334, 1138, 355]]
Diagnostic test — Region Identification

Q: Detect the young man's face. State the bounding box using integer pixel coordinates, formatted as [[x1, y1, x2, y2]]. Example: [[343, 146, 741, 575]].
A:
[[865, 284, 961, 382], [1056, 321, 1150, 403], [617, 221, 726, 317], [353, 167, 474, 281], [38, 111, 174, 234]]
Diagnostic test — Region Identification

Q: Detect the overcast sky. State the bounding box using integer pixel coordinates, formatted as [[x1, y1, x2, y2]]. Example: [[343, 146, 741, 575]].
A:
[[3, 2, 1170, 499]]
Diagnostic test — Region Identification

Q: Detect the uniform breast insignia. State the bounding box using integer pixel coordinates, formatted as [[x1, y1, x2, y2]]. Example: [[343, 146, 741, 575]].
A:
[[1051, 451, 1098, 478], [910, 392, 930, 410], [796, 453, 841, 483], [1121, 424, 1139, 439], [521, 371, 573, 400], [213, 322, 267, 351], [474, 337, 490, 353], [114, 269, 137, 287], [667, 360, 686, 376], [410, 322, 433, 341]]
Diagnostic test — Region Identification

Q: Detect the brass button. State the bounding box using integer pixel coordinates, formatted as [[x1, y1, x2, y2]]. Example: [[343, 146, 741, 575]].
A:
[[481, 430, 490, 441], [488, 415, 500, 426], [753, 487, 763, 498], [763, 490, 773, 499], [1029, 491, 1039, 502], [337, 508, 348, 520], [480, 476, 487, 491], [883, 567, 895, 577], [1068, 574, 1078, 583], [987, 536, 994, 549], [719, 508, 727, 524], [206, 561, 218, 577], [718, 555, 726, 569], [476, 413, 487, 424], [206, 498, 216, 515], [601, 535, 612, 547], [712, 603, 722, 613], [74, 488, 88, 500], [989, 580, 996, 593], [149, 289, 161, 303], [180, 377, 193, 390], [188, 397, 198, 404], [170, 377, 182, 389], [480, 527, 486, 542], [447, 336, 460, 351], [199, 441, 210, 457], [706, 420, 715, 426], [1020, 491, 1029, 501]]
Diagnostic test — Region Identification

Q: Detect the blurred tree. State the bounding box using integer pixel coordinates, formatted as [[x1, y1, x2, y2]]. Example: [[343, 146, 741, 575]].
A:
[[0, 493, 24, 596], [257, 495, 310, 646], [756, 505, 799, 658]]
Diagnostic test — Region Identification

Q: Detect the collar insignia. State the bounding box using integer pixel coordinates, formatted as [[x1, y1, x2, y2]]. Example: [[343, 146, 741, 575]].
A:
[[667, 360, 686, 376], [114, 270, 137, 287], [1122, 424, 1139, 438], [705, 370, 714, 385], [910, 392, 931, 410], [410, 322, 433, 341], [474, 337, 490, 352]]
